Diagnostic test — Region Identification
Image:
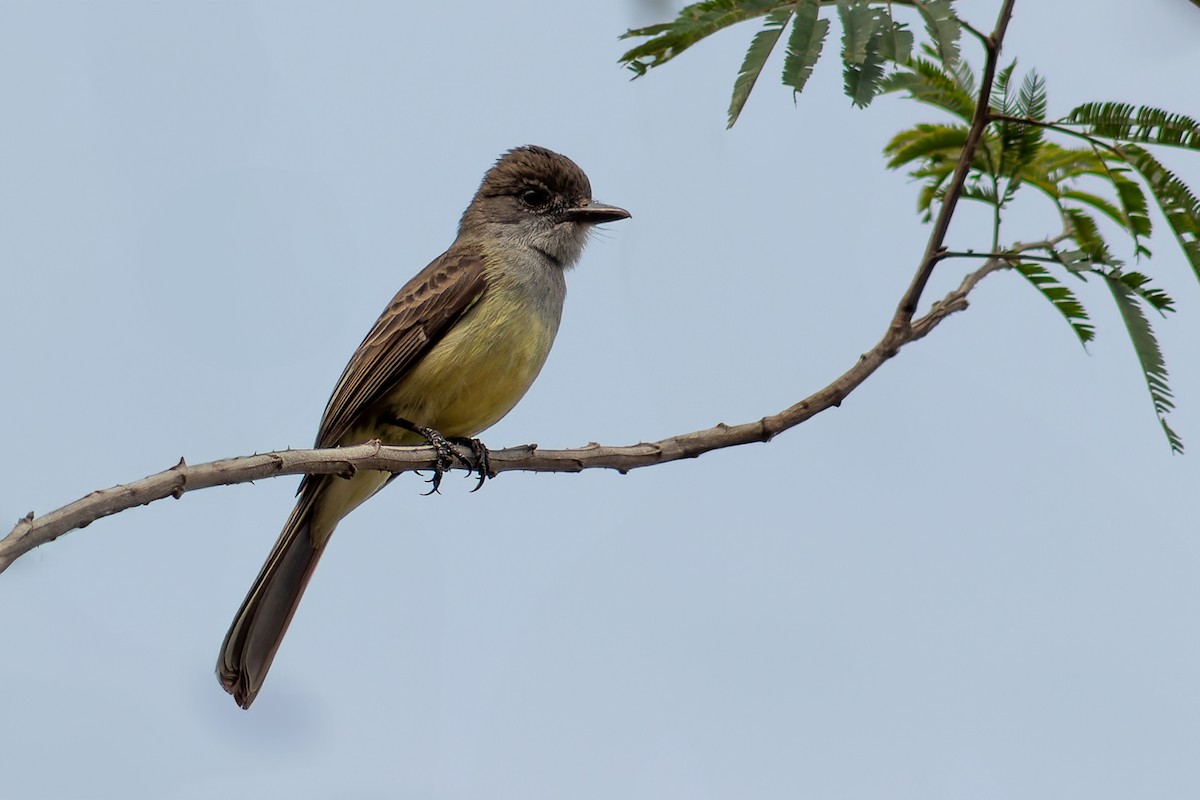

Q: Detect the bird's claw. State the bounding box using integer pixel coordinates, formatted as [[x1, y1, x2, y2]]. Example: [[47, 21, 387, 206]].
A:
[[448, 436, 491, 492], [416, 428, 490, 495], [417, 426, 457, 495]]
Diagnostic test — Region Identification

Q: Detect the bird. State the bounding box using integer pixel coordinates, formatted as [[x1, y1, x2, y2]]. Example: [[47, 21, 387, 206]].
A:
[[217, 145, 629, 708]]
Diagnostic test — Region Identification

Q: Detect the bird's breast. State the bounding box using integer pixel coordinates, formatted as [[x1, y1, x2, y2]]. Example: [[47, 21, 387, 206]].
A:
[[377, 266, 565, 438]]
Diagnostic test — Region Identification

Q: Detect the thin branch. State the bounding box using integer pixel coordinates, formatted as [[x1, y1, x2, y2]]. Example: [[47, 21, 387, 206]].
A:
[[1, 233, 1049, 575], [956, 18, 989, 45], [991, 175, 1002, 251], [910, 254, 1011, 335], [893, 0, 1016, 325], [943, 251, 1057, 264], [942, 232, 1072, 265]]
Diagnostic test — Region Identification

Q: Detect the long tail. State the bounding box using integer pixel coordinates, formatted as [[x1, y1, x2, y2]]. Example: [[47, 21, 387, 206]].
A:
[[218, 493, 326, 709]]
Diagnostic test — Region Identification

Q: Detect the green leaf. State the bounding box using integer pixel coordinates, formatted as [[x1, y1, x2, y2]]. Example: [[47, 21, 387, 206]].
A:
[[1064, 207, 1115, 265], [1116, 270, 1175, 314], [837, 0, 879, 65], [1117, 144, 1200, 283], [1103, 271, 1183, 454], [946, 49, 976, 95], [879, 57, 975, 121], [1032, 142, 1107, 182], [619, 0, 780, 75], [993, 68, 1047, 181], [1022, 173, 1063, 205], [1061, 190, 1125, 229], [914, 0, 961, 69], [728, 7, 794, 127], [834, 2, 895, 107], [836, 3, 889, 110], [1111, 170, 1153, 242], [782, 0, 829, 96], [843, 32, 887, 108], [989, 60, 1017, 115], [1015, 71, 1048, 121], [883, 122, 968, 169], [1054, 249, 1093, 272], [1011, 71, 1047, 160], [1014, 262, 1095, 346], [1066, 102, 1200, 151], [912, 161, 956, 219], [875, 17, 914, 63], [958, 183, 1000, 205]]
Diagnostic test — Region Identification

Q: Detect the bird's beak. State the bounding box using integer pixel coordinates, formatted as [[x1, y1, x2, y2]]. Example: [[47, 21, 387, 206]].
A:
[[562, 201, 631, 224]]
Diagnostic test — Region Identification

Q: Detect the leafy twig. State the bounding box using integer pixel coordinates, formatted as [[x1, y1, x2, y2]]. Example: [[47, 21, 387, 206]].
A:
[[893, 0, 1016, 325]]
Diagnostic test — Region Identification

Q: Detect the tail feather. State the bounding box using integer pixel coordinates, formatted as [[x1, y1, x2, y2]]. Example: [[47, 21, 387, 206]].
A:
[[218, 498, 326, 709]]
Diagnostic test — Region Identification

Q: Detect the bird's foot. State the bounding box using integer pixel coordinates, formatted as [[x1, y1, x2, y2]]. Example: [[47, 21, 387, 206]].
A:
[[413, 428, 490, 494], [384, 416, 491, 495], [415, 426, 457, 495], [447, 436, 491, 492]]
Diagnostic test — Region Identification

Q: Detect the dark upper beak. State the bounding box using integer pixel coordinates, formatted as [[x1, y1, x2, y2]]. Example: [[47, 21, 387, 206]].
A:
[[562, 200, 631, 224]]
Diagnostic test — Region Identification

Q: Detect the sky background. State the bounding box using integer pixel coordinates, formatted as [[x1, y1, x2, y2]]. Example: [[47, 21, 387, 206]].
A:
[[3, 1, 1200, 798]]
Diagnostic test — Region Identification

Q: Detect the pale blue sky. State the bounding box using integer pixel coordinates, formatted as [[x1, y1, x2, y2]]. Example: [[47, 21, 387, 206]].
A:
[[3, 1, 1200, 798]]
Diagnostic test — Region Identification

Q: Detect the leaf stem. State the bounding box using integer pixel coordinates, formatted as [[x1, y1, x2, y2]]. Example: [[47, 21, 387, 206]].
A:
[[988, 112, 1124, 156], [943, 251, 1057, 264]]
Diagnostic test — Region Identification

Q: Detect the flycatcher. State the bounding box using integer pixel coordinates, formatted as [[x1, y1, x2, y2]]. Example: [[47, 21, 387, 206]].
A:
[[218, 145, 629, 708]]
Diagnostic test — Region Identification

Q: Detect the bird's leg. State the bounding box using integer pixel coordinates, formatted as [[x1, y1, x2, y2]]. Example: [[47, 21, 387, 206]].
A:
[[383, 416, 489, 494]]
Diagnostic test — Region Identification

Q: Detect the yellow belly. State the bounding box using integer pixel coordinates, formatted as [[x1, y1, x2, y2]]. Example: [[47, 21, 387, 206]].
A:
[[376, 284, 559, 438], [309, 280, 560, 541]]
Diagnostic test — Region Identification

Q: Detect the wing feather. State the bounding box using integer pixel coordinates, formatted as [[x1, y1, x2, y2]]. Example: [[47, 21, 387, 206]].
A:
[[314, 245, 489, 449]]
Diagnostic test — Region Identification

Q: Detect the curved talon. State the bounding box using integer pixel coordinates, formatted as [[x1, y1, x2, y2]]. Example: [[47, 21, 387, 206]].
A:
[[417, 426, 457, 495], [421, 473, 443, 496], [449, 436, 491, 492], [399, 421, 489, 495]]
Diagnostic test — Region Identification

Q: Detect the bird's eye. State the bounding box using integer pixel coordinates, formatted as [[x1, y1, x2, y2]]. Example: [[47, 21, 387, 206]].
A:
[[520, 187, 551, 208]]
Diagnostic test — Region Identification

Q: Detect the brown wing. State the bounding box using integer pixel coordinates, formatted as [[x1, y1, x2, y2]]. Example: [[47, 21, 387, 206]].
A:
[[314, 244, 489, 449]]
